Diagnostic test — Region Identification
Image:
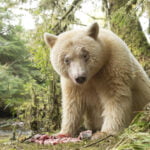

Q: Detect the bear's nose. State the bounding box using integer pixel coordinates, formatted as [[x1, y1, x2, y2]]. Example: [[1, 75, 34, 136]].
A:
[[75, 76, 86, 84]]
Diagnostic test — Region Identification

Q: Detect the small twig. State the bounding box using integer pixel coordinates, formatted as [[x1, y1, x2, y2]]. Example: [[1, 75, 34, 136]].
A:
[[20, 132, 37, 143], [20, 135, 33, 143], [86, 13, 106, 20], [112, 137, 125, 149], [83, 135, 113, 148]]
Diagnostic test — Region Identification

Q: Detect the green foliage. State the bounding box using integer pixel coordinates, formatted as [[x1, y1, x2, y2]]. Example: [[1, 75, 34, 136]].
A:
[[0, 0, 33, 115], [17, 0, 83, 131], [0, 0, 83, 129], [17, 79, 61, 131], [0, 0, 82, 130], [112, 110, 150, 150]]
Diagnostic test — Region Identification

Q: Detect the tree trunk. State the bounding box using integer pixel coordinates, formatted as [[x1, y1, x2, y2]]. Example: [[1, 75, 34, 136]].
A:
[[103, 0, 150, 70]]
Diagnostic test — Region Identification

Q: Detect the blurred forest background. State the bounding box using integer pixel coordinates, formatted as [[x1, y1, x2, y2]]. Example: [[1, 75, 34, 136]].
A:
[[0, 0, 150, 134]]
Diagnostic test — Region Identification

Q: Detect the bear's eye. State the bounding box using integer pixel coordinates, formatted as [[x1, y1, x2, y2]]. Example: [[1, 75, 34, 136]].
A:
[[82, 53, 89, 61], [81, 47, 89, 62], [64, 57, 70, 65]]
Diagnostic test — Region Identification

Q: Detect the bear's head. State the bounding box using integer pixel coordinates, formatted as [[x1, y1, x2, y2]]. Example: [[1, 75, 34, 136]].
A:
[[44, 23, 105, 85]]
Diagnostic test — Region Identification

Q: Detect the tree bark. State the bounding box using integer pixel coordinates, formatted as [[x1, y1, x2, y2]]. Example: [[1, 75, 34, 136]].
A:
[[104, 0, 150, 70]]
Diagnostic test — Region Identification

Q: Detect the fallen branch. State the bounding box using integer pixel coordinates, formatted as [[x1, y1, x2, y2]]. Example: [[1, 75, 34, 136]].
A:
[[83, 135, 113, 148]]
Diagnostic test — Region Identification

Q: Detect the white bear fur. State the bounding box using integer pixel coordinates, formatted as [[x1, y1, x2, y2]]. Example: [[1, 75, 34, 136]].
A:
[[44, 23, 150, 136]]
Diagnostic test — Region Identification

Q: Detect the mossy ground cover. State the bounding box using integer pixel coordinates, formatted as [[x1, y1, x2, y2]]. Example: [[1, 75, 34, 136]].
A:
[[0, 137, 117, 150], [0, 110, 149, 150]]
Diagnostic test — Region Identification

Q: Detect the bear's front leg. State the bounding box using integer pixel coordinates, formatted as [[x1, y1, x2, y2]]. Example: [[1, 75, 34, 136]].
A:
[[92, 88, 132, 140], [59, 89, 84, 137]]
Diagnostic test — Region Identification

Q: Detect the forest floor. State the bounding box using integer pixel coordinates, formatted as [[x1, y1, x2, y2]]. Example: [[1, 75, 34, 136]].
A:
[[0, 110, 150, 150]]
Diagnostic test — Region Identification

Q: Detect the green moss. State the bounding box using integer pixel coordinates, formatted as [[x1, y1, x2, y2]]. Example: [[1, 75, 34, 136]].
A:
[[110, 6, 150, 69]]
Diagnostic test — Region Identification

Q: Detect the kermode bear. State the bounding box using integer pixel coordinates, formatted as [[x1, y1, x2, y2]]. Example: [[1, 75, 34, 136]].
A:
[[44, 23, 150, 139]]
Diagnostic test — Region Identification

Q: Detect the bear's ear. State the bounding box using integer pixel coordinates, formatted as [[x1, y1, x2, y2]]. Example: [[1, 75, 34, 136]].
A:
[[44, 32, 58, 48], [87, 22, 99, 40]]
